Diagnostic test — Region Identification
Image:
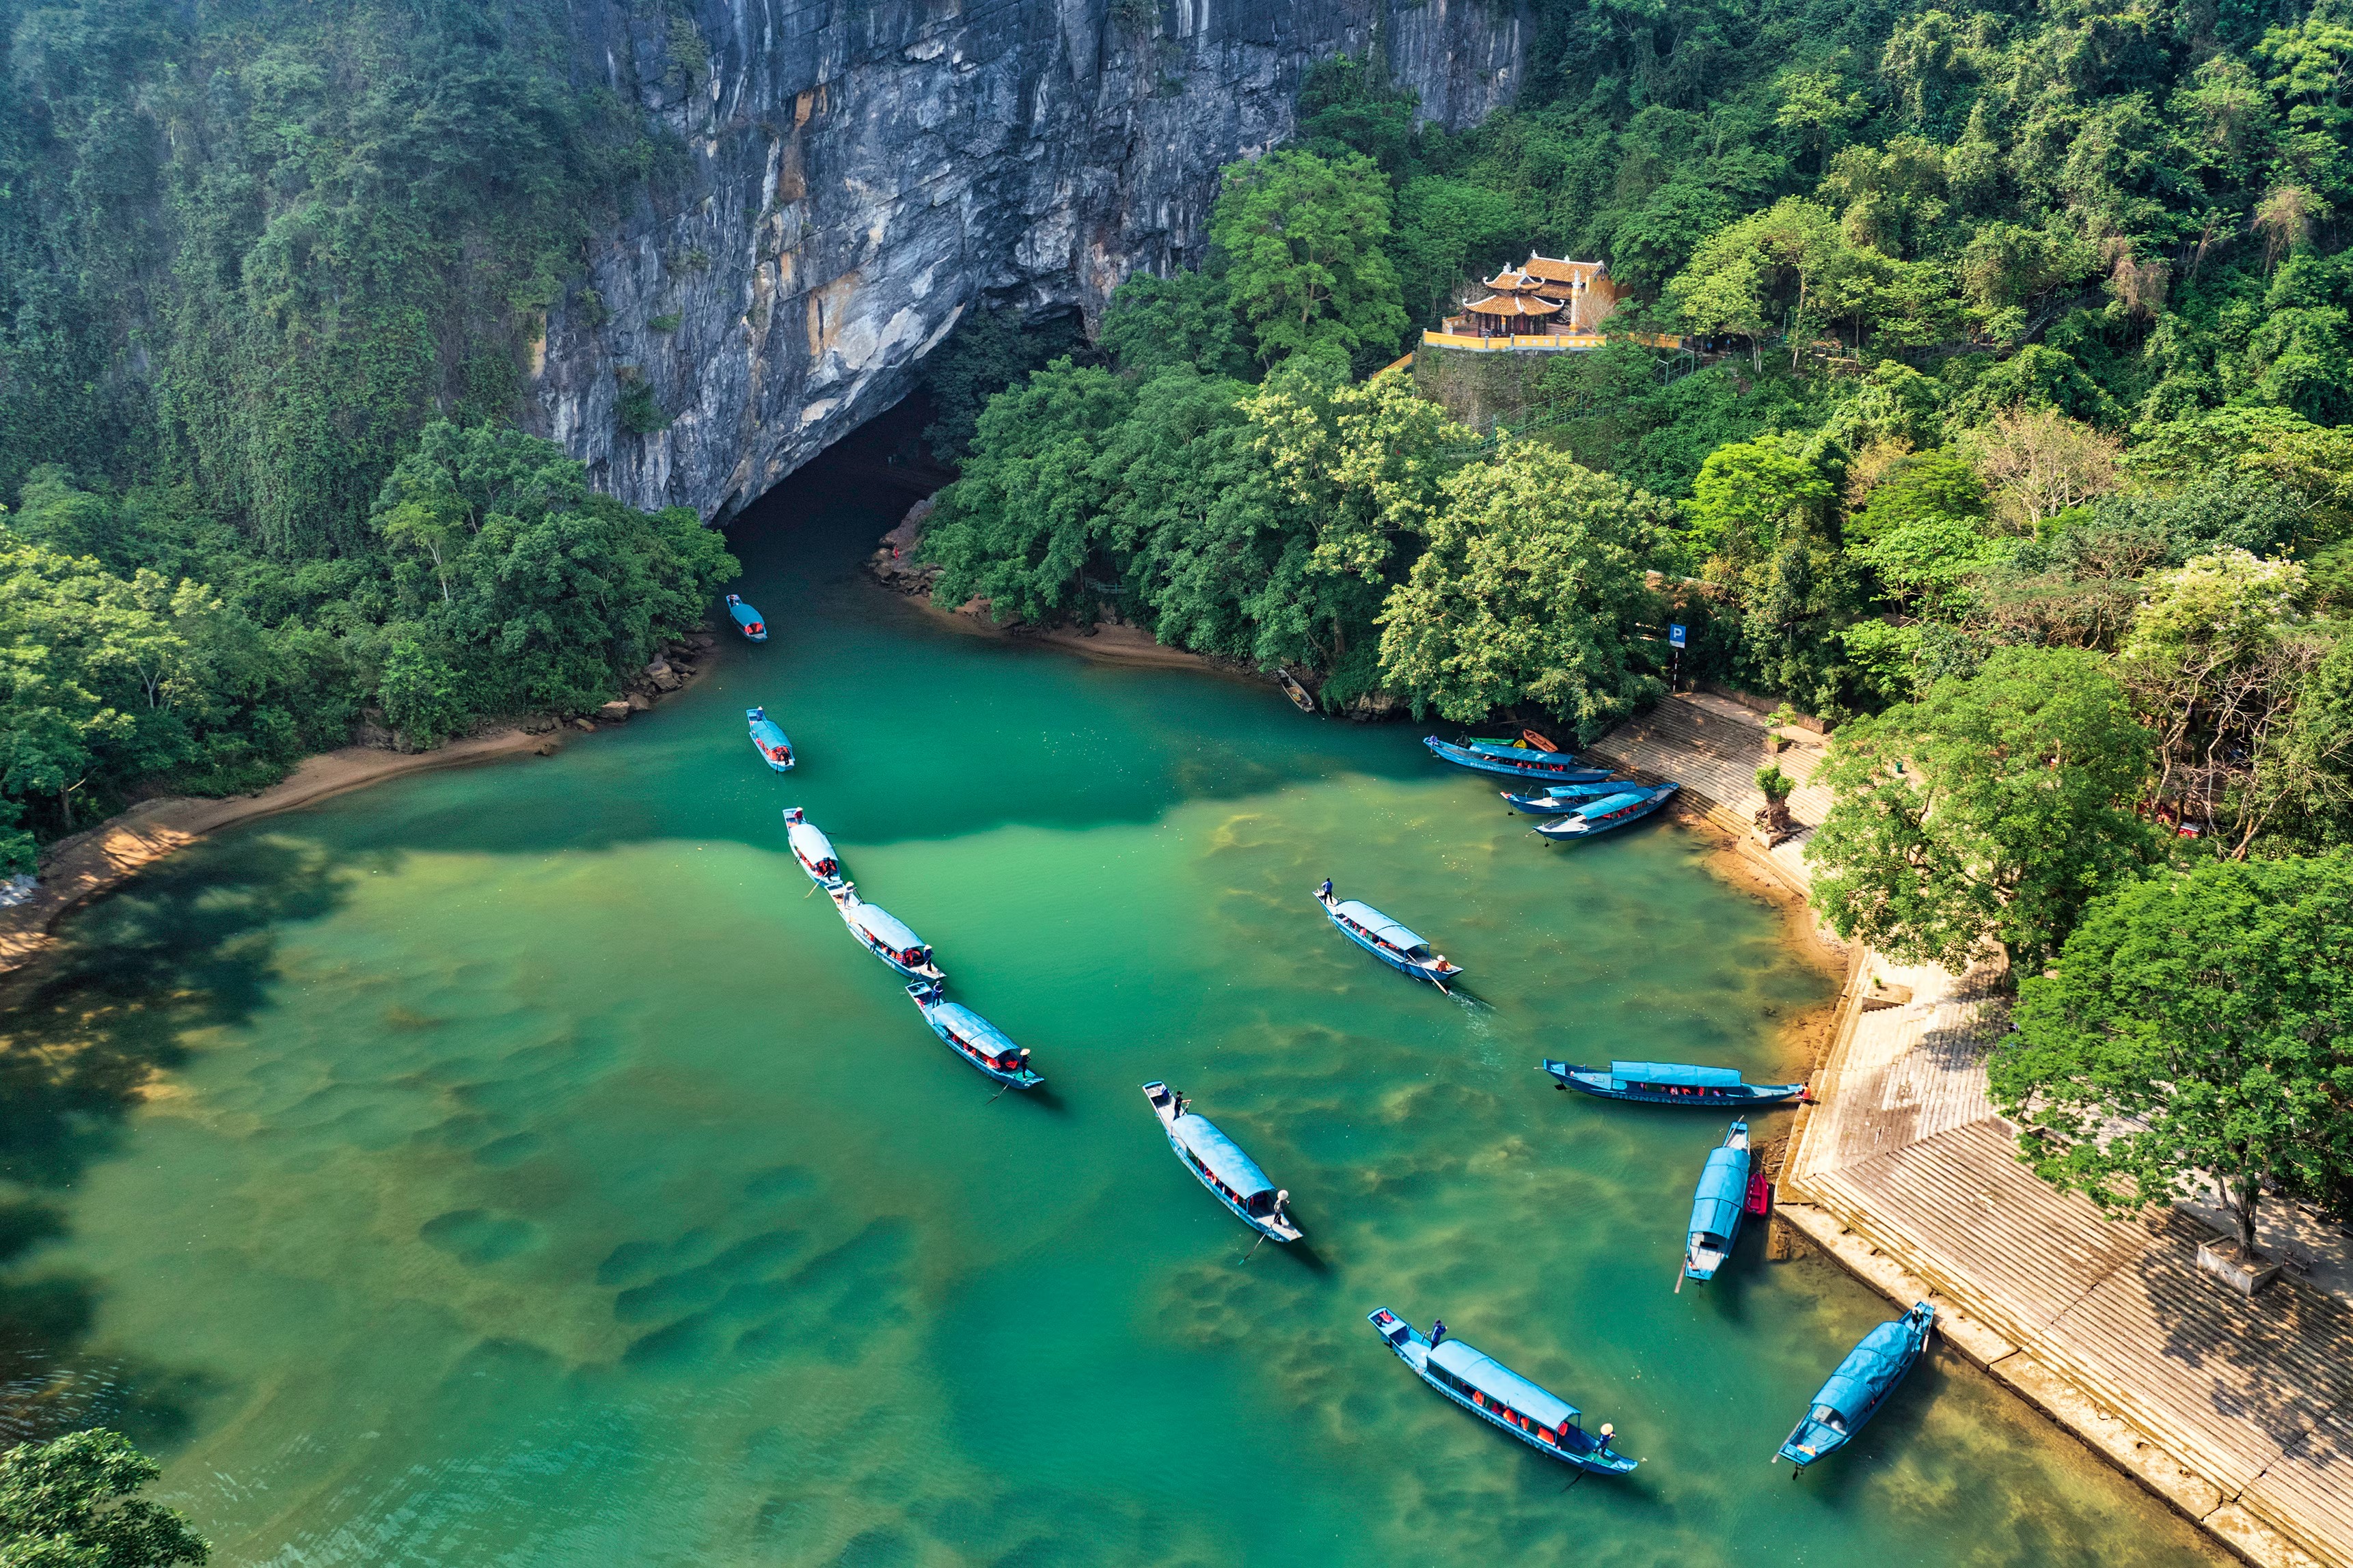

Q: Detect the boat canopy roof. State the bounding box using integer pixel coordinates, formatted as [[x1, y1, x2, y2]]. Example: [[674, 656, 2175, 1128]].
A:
[[730, 599, 763, 622], [850, 902, 925, 951], [1462, 737, 1551, 758], [1428, 1340, 1578, 1430], [928, 1000, 1017, 1058], [1573, 790, 1650, 816], [1171, 1113, 1275, 1197], [1614, 1061, 1743, 1087], [1816, 1319, 1919, 1416], [752, 717, 789, 741], [787, 820, 837, 862], [1689, 1145, 1749, 1240], [1333, 900, 1429, 952]]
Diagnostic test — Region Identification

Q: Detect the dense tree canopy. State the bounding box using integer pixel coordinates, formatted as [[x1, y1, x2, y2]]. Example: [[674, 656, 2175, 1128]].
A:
[[0, 1429, 208, 1567]]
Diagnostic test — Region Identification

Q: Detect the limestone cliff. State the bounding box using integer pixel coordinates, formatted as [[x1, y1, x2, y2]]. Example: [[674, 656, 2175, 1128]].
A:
[[535, 0, 1527, 520]]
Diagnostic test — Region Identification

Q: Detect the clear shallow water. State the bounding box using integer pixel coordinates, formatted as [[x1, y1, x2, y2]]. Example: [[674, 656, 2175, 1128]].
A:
[[1, 426, 2219, 1567]]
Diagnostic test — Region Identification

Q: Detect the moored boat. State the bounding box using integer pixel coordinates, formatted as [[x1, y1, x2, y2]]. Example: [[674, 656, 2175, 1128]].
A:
[[1540, 1059, 1810, 1107], [1365, 1310, 1637, 1474], [906, 981, 1044, 1088], [830, 882, 945, 980], [725, 592, 769, 642], [1141, 1082, 1301, 1242], [1532, 783, 1680, 842], [1683, 1120, 1750, 1284], [1777, 1303, 1936, 1468], [1424, 734, 1614, 783], [781, 807, 843, 889], [1274, 668, 1318, 714], [1501, 782, 1627, 815], [746, 706, 794, 771], [1314, 882, 1463, 990]]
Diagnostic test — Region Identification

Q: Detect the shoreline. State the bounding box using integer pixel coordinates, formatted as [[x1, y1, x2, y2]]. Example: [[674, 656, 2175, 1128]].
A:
[[0, 729, 554, 979]]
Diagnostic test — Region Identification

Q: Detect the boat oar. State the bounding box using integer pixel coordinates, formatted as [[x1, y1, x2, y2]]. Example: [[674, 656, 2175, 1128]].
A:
[[984, 1079, 1015, 1105], [1240, 1230, 1270, 1265]]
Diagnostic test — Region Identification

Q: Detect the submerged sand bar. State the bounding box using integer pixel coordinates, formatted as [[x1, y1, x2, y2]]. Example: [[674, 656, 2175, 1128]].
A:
[[1590, 693, 2353, 1568]]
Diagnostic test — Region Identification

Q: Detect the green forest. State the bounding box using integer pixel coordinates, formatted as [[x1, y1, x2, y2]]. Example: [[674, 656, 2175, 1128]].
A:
[[0, 0, 731, 875]]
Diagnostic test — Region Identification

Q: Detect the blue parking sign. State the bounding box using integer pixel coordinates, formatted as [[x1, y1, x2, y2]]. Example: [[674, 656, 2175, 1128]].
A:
[[1669, 624, 1687, 648]]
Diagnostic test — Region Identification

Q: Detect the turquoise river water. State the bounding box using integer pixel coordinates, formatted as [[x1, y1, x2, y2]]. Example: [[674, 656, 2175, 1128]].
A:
[[0, 419, 2219, 1567]]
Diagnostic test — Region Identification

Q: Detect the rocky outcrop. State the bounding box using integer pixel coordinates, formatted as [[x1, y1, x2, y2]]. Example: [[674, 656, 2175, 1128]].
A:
[[536, 0, 1528, 521]]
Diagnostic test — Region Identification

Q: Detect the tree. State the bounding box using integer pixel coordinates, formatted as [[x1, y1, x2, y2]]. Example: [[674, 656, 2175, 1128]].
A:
[[1685, 440, 1831, 575], [1996, 856, 2353, 1258], [1210, 149, 1410, 370], [1376, 442, 1668, 737], [1806, 646, 2158, 970], [1098, 269, 1251, 380], [0, 1428, 209, 1567], [1962, 406, 2122, 533]]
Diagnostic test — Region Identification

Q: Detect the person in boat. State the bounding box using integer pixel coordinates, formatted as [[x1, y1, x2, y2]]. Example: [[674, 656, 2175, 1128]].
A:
[[1599, 1422, 1615, 1450], [784, 806, 802, 823], [1318, 878, 1333, 900], [1429, 1318, 1447, 1347]]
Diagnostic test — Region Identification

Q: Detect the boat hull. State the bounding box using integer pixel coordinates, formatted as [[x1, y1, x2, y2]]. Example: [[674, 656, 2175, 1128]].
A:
[[1778, 1305, 1936, 1468], [1533, 784, 1678, 842], [830, 889, 945, 982], [1501, 784, 1623, 815], [1541, 1060, 1808, 1106], [908, 985, 1044, 1089], [1683, 1123, 1751, 1283], [1320, 903, 1460, 988], [748, 722, 793, 772], [1365, 1310, 1636, 1475], [1424, 736, 1613, 782], [1141, 1083, 1300, 1242]]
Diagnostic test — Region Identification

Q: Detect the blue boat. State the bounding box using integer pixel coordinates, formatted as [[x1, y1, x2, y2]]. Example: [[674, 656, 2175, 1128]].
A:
[[1682, 1120, 1751, 1284], [1501, 782, 1627, 815], [746, 706, 793, 771], [906, 981, 1044, 1089], [1425, 735, 1614, 783], [1532, 783, 1680, 842], [1141, 1082, 1301, 1242], [1366, 1310, 1637, 1475], [1541, 1059, 1810, 1107], [725, 592, 769, 642], [1778, 1303, 1937, 1468], [829, 882, 944, 980], [1314, 883, 1463, 990], [782, 807, 843, 889]]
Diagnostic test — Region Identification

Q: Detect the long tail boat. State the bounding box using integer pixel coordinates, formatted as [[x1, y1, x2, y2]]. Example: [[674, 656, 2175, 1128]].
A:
[[1532, 784, 1680, 842], [906, 982, 1044, 1089], [1682, 1120, 1751, 1284], [1141, 1082, 1301, 1242], [1776, 1304, 1936, 1468], [1365, 1310, 1637, 1475], [830, 882, 944, 980], [725, 592, 769, 642], [1314, 883, 1463, 991], [746, 706, 794, 771], [1424, 735, 1614, 783], [1501, 782, 1626, 815], [1540, 1059, 1810, 1107], [781, 808, 843, 890]]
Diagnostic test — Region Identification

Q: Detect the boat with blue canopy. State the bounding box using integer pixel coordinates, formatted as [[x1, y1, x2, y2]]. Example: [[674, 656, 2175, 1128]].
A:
[[1777, 1303, 1936, 1469], [1541, 1059, 1810, 1107], [829, 882, 944, 980], [1314, 882, 1462, 990], [906, 981, 1043, 1089], [1141, 1082, 1300, 1242], [1532, 783, 1679, 842], [1501, 781, 1627, 815], [725, 592, 769, 641], [746, 706, 793, 771], [1424, 735, 1614, 783], [781, 807, 843, 889], [1682, 1120, 1751, 1284], [1365, 1310, 1637, 1475]]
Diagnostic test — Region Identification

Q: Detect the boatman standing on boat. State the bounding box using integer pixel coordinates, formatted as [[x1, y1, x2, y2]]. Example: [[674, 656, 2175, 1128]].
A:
[[1430, 1318, 1447, 1347], [1318, 878, 1333, 900]]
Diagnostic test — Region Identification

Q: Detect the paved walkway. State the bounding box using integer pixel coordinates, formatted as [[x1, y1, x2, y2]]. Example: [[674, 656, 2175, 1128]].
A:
[[1591, 695, 2353, 1568], [1583, 691, 1831, 896]]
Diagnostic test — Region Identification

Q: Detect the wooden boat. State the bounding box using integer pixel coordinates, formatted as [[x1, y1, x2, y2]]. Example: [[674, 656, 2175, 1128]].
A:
[[1274, 668, 1318, 715], [1516, 728, 1560, 752], [828, 882, 944, 980], [1366, 1310, 1637, 1475], [1424, 735, 1613, 783], [781, 808, 843, 890], [906, 981, 1044, 1089], [1501, 782, 1625, 815], [1314, 883, 1463, 990], [1141, 1082, 1301, 1242], [725, 592, 769, 642], [1776, 1303, 1936, 1468], [1532, 784, 1680, 842], [746, 706, 793, 771], [1682, 1120, 1751, 1284], [1540, 1059, 1810, 1107]]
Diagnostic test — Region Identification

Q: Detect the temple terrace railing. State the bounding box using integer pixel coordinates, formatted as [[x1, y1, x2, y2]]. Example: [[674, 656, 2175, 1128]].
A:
[[1422, 329, 1691, 353]]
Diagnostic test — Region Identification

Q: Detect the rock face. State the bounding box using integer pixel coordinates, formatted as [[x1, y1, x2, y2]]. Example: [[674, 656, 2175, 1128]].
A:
[[537, 0, 1528, 521]]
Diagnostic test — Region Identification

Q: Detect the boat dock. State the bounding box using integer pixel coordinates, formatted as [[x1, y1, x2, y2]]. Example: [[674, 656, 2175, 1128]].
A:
[[1590, 693, 2353, 1568]]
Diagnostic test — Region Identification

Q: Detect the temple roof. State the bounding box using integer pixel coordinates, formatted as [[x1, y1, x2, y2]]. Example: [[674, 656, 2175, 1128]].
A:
[[1521, 256, 1609, 286], [1482, 270, 1546, 292], [1462, 294, 1562, 318]]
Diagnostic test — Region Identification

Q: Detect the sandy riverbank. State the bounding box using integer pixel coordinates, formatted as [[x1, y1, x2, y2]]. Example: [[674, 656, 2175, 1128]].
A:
[[0, 729, 554, 978]]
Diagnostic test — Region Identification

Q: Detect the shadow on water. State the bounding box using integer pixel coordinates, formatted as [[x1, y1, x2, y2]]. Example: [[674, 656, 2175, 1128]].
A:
[[0, 832, 361, 1450]]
